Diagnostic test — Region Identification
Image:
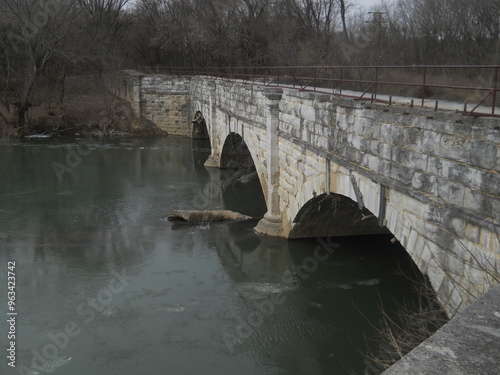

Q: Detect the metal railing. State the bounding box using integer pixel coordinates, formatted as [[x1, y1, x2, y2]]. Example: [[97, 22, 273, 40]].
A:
[[137, 65, 500, 117]]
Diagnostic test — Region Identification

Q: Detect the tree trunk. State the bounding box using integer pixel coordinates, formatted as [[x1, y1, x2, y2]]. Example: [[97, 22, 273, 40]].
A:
[[15, 74, 36, 127], [338, 0, 349, 40], [59, 70, 66, 106]]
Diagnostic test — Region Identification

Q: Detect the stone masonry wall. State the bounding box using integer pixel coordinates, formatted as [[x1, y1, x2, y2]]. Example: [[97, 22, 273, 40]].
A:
[[140, 75, 190, 135], [110, 71, 191, 135], [190, 78, 270, 197]]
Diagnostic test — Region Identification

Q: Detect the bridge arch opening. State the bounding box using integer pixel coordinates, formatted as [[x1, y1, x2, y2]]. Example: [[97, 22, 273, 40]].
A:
[[219, 132, 267, 218], [289, 193, 389, 239], [220, 132, 254, 169], [190, 110, 209, 139]]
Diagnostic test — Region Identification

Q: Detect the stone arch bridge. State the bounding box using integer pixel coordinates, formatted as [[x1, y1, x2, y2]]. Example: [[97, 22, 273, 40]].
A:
[[112, 70, 500, 316]]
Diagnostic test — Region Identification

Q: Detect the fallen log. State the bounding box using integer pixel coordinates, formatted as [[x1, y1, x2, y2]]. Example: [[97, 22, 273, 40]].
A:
[[167, 209, 254, 223]]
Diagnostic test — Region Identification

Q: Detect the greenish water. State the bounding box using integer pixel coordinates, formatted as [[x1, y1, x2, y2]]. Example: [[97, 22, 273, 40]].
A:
[[0, 137, 423, 375]]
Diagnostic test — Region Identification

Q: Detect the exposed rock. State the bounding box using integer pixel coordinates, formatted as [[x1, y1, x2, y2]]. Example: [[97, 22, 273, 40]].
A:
[[167, 209, 254, 223]]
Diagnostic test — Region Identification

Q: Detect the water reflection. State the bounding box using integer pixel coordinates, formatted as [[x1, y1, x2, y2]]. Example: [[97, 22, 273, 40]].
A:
[[0, 137, 424, 375]]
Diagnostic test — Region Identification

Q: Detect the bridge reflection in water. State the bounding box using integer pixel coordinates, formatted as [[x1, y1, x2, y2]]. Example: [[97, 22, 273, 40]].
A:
[[0, 136, 435, 375], [180, 160, 430, 374]]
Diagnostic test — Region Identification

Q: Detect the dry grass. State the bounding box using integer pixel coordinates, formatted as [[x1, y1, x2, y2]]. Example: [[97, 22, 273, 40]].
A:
[[361, 276, 449, 375]]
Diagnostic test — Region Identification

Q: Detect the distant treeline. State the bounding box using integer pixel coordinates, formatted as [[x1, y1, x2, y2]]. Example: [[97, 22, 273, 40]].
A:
[[0, 0, 499, 126], [131, 0, 500, 67]]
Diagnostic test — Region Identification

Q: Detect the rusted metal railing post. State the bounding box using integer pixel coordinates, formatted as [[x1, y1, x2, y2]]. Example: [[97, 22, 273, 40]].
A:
[[421, 67, 427, 107], [492, 66, 498, 115], [340, 67, 343, 96], [374, 67, 379, 100], [313, 67, 317, 92]]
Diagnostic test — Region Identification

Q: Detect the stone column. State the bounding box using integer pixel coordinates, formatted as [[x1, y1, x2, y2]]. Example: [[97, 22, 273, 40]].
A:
[[255, 88, 283, 237], [204, 80, 219, 168]]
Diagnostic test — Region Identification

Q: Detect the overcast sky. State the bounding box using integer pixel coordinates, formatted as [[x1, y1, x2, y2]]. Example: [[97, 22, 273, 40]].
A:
[[354, 0, 390, 11]]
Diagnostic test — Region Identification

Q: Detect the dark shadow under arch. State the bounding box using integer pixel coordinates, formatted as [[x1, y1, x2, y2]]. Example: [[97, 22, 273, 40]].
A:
[[220, 132, 253, 169], [191, 110, 209, 139], [219, 132, 267, 218], [289, 193, 389, 238]]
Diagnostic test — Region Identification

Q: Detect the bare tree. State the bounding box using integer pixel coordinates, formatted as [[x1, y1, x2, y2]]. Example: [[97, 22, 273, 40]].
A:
[[337, 0, 349, 39], [0, 0, 77, 127], [75, 0, 131, 74]]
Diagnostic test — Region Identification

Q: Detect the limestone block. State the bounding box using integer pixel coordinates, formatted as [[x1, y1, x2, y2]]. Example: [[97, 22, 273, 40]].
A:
[[409, 151, 429, 171], [278, 186, 289, 206], [416, 242, 432, 274], [316, 108, 335, 127], [281, 113, 301, 128], [352, 117, 367, 134], [380, 123, 394, 144], [370, 122, 382, 139], [361, 154, 378, 172], [300, 104, 316, 121], [463, 187, 486, 213], [380, 143, 393, 160], [336, 116, 349, 131], [426, 156, 445, 177], [391, 147, 410, 164], [469, 141, 497, 170], [427, 257, 447, 293], [412, 172, 437, 194], [412, 230, 426, 258], [437, 277, 455, 303], [484, 127, 500, 143], [368, 140, 382, 156], [389, 163, 414, 185], [349, 133, 364, 149], [447, 164, 483, 191], [387, 208, 400, 234], [446, 182, 468, 208], [315, 135, 329, 150], [479, 228, 494, 249], [422, 131, 441, 155]]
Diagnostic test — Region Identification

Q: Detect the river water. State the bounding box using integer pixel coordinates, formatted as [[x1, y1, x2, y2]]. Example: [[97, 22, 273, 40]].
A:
[[0, 136, 424, 375]]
